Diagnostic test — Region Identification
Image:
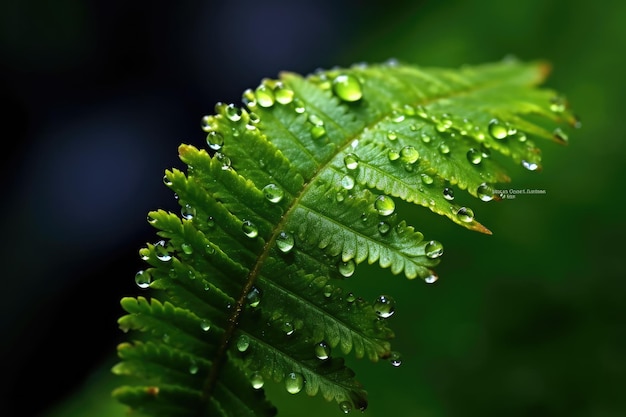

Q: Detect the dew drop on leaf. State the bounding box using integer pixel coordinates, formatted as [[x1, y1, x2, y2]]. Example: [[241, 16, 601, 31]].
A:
[[188, 360, 199, 375], [276, 231, 295, 253], [255, 84, 275, 108], [387, 149, 400, 161], [206, 131, 224, 151], [200, 319, 211, 332], [421, 174, 434, 185], [332, 74, 363, 102], [338, 259, 356, 277], [250, 372, 264, 389], [425, 240, 444, 259], [154, 240, 172, 262], [274, 82, 294, 104], [236, 335, 250, 352], [344, 153, 359, 170], [135, 270, 151, 289], [377, 221, 391, 235], [315, 341, 331, 360], [488, 119, 508, 139], [375, 195, 396, 216], [466, 148, 482, 165], [400, 146, 419, 164], [425, 271, 439, 284], [456, 206, 475, 223], [285, 372, 305, 394], [374, 295, 395, 318], [339, 401, 353, 414], [388, 351, 402, 367], [522, 160, 539, 171], [181, 242, 193, 254], [246, 286, 262, 308], [477, 182, 494, 202], [262, 183, 284, 203], [181, 203, 196, 220], [443, 187, 455, 201], [341, 174, 355, 190], [225, 104, 242, 122], [242, 220, 258, 238], [438, 143, 451, 155]]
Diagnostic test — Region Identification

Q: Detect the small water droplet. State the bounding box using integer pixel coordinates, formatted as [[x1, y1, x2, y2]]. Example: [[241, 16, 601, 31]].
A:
[[387, 130, 397, 140], [206, 131, 224, 151], [388, 351, 402, 367], [262, 183, 284, 203], [443, 187, 455, 200], [215, 152, 231, 170], [181, 203, 196, 220], [276, 231, 295, 253], [274, 83, 294, 104], [522, 160, 539, 171], [332, 74, 363, 102], [466, 148, 482, 165], [374, 295, 395, 318], [250, 372, 264, 389], [416, 105, 428, 119], [293, 98, 305, 113], [255, 84, 275, 108], [225, 104, 242, 122], [285, 372, 305, 394], [421, 133, 432, 143], [387, 149, 400, 161], [439, 143, 451, 155], [339, 401, 353, 414], [488, 119, 508, 139], [378, 221, 391, 235], [242, 220, 259, 238], [425, 240, 444, 259], [189, 360, 199, 374], [338, 259, 356, 277], [421, 174, 434, 185], [341, 174, 355, 190], [456, 206, 475, 223], [374, 195, 395, 216], [425, 271, 439, 284], [246, 286, 262, 308], [155, 240, 172, 262], [344, 153, 359, 170], [200, 319, 211, 331], [135, 270, 151, 289], [400, 146, 419, 164], [236, 335, 250, 352], [323, 284, 334, 298], [477, 183, 494, 202], [553, 127, 568, 142], [549, 95, 566, 113], [315, 341, 331, 360], [181, 242, 193, 255]]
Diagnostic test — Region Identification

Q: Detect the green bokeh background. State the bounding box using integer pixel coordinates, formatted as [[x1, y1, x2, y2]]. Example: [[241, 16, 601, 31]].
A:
[[39, 0, 625, 416]]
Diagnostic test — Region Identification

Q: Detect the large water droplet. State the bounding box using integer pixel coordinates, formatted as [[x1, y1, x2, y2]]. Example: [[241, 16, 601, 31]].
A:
[[344, 153, 360, 170], [285, 372, 305, 394], [154, 240, 172, 262], [332, 74, 363, 102], [181, 242, 193, 254], [400, 146, 419, 164], [466, 148, 482, 165], [135, 270, 151, 289], [255, 84, 275, 108], [236, 335, 250, 352], [443, 187, 455, 201], [477, 183, 494, 202], [425, 271, 439, 284], [374, 195, 395, 216], [425, 240, 444, 259], [438, 143, 451, 155], [225, 104, 242, 122], [206, 131, 224, 151], [276, 231, 295, 253], [374, 295, 395, 318], [315, 341, 331, 361], [338, 259, 356, 277], [242, 220, 259, 238], [274, 83, 294, 104], [250, 372, 264, 389], [341, 174, 355, 190], [456, 206, 475, 223], [262, 183, 284, 203], [200, 319, 211, 332], [488, 119, 508, 139], [387, 149, 400, 161], [388, 351, 402, 367]]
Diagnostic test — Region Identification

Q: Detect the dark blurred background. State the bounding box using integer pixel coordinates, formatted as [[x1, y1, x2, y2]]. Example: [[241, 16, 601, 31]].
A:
[[1, 1, 624, 416]]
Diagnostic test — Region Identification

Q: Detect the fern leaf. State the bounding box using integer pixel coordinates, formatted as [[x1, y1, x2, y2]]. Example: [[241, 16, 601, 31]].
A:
[[114, 58, 577, 416]]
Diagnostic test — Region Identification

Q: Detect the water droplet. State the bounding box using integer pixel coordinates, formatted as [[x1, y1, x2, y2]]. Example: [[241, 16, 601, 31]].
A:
[[323, 284, 334, 298], [207, 216, 215, 228], [206, 131, 224, 151], [400, 146, 419, 164], [425, 240, 444, 259], [338, 259, 356, 277], [391, 110, 405, 123], [236, 335, 250, 352], [189, 360, 199, 374], [246, 286, 262, 308], [293, 98, 305, 113], [416, 105, 428, 118], [181, 203, 196, 220], [332, 74, 363, 102], [346, 292, 357, 303], [255, 84, 275, 108], [443, 187, 455, 200], [262, 183, 284, 203], [344, 153, 359, 170], [421, 133, 432, 143], [436, 113, 453, 132], [274, 83, 294, 104], [374, 195, 395, 216], [387, 130, 397, 140], [215, 152, 231, 170], [250, 372, 264, 389], [388, 351, 402, 367], [488, 119, 508, 139], [201, 115, 215, 132], [425, 271, 439, 284], [248, 112, 260, 123], [315, 341, 331, 360], [377, 221, 391, 235], [336, 190, 346, 202], [282, 321, 295, 336], [339, 401, 353, 414], [421, 174, 434, 185], [181, 242, 193, 254], [225, 104, 242, 122], [549, 95, 566, 113], [285, 372, 305, 394], [162, 175, 172, 186], [242, 220, 259, 238], [466, 148, 482, 165], [374, 295, 395, 318], [155, 240, 172, 262], [456, 207, 474, 223], [477, 183, 494, 202], [522, 160, 539, 171], [135, 270, 151, 289], [341, 174, 355, 190], [200, 319, 211, 331], [438, 143, 450, 155], [310, 125, 326, 139], [276, 231, 295, 253], [387, 149, 400, 161], [553, 127, 568, 142]]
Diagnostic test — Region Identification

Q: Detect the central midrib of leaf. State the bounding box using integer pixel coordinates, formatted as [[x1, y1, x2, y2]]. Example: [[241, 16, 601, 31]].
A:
[[200, 66, 542, 402]]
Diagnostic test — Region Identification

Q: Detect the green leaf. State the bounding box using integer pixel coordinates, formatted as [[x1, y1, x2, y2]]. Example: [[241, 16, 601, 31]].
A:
[[114, 58, 577, 416]]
